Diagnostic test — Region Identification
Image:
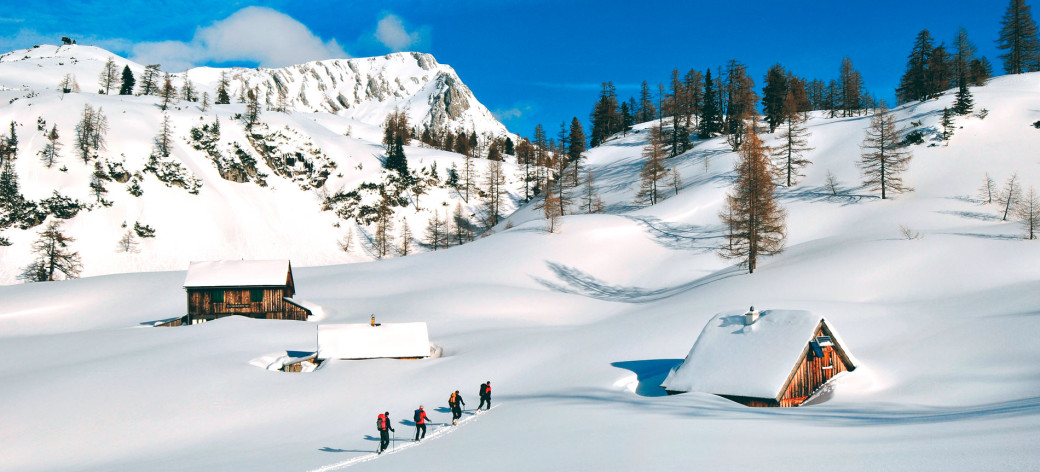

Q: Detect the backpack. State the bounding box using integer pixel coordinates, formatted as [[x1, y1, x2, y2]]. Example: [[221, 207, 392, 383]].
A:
[[449, 392, 456, 406], [413, 409, 421, 423], [377, 414, 385, 430], [480, 383, 487, 396]]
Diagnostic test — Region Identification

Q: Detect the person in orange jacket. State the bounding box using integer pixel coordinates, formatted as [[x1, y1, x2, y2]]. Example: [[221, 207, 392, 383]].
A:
[[413, 405, 431, 441], [477, 381, 491, 410], [449, 390, 465, 425]]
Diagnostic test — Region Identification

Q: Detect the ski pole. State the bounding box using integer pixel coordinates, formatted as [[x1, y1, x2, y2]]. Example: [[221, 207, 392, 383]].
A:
[[392, 429, 395, 452]]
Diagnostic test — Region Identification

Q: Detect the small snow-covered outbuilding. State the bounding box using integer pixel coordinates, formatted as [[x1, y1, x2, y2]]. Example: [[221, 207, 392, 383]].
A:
[[661, 309, 857, 407], [182, 260, 311, 324], [317, 323, 433, 360]]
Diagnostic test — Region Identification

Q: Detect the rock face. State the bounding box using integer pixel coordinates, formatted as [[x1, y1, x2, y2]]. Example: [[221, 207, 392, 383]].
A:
[[210, 52, 506, 137], [0, 46, 508, 137]]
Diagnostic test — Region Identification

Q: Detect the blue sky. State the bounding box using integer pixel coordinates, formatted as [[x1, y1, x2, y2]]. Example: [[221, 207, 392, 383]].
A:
[[0, 0, 1012, 138]]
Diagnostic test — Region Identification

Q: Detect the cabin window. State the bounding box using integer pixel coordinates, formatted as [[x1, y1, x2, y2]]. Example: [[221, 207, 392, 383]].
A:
[[250, 289, 264, 303], [211, 290, 224, 303]]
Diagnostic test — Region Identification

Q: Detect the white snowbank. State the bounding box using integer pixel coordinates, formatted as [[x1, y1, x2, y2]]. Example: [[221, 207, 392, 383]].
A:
[[317, 322, 431, 359]]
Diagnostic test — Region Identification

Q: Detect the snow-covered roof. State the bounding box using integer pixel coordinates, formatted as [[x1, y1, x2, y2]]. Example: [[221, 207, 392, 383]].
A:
[[661, 310, 856, 400], [317, 323, 431, 359], [184, 260, 292, 288]]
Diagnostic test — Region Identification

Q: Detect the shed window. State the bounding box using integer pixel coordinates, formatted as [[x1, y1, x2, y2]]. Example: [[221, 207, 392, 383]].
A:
[[211, 290, 224, 303], [250, 289, 264, 303]]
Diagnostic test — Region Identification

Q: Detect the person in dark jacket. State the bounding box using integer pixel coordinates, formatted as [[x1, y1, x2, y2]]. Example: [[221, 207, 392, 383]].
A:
[[413, 405, 431, 441], [449, 390, 465, 425], [477, 381, 491, 410], [377, 412, 394, 453]]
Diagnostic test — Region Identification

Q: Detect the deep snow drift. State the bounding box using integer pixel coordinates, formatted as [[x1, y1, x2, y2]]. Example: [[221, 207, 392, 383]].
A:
[[2, 70, 1040, 471]]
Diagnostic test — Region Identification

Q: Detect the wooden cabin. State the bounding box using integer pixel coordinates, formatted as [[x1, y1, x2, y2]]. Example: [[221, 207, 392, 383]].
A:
[[182, 260, 312, 324], [660, 308, 857, 407]]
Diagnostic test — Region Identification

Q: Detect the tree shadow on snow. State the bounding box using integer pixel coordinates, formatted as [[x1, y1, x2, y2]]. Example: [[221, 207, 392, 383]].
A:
[[935, 210, 1002, 222], [623, 215, 727, 252], [611, 359, 683, 397], [533, 261, 744, 303], [775, 185, 876, 206]]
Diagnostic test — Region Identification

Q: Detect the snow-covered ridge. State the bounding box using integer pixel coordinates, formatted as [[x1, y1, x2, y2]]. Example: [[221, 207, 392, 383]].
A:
[[0, 44, 507, 136]]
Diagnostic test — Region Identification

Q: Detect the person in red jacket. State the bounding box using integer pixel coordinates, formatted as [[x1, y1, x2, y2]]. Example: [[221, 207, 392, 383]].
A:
[[413, 405, 431, 441], [377, 412, 394, 453]]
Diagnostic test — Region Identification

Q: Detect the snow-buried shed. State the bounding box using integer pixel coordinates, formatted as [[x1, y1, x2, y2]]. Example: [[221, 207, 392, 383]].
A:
[[182, 260, 311, 324], [317, 323, 432, 360], [661, 309, 857, 407]]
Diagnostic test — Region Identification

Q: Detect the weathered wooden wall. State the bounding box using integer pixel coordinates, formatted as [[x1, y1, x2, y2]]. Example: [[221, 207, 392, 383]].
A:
[[186, 287, 307, 320], [778, 326, 851, 407]]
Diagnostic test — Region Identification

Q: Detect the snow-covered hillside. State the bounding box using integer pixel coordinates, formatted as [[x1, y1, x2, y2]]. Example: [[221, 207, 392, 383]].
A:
[[2, 71, 1040, 471], [0, 44, 521, 283]]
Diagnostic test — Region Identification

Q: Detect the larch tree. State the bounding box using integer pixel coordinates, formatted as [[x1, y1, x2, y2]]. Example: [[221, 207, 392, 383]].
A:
[[216, 71, 232, 104], [159, 73, 176, 110], [181, 77, 197, 102], [859, 105, 912, 199], [424, 211, 446, 250], [953, 28, 978, 86], [1017, 186, 1040, 239], [581, 167, 605, 213], [117, 229, 140, 253], [39, 125, 61, 168], [998, 0, 1040, 74], [154, 113, 173, 157], [771, 90, 814, 187], [636, 125, 667, 205], [58, 73, 79, 94], [839, 57, 863, 116], [97, 57, 118, 95], [725, 61, 758, 151], [638, 81, 656, 123], [372, 186, 395, 259], [398, 219, 413, 256], [88, 161, 110, 206], [481, 160, 507, 228], [74, 105, 107, 163], [978, 172, 997, 204], [719, 130, 787, 274], [137, 64, 161, 96], [19, 220, 82, 282], [200, 91, 210, 111], [1001, 173, 1023, 221], [243, 87, 262, 129]]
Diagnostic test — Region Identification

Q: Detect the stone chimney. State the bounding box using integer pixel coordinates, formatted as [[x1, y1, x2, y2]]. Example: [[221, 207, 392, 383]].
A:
[[744, 306, 759, 326]]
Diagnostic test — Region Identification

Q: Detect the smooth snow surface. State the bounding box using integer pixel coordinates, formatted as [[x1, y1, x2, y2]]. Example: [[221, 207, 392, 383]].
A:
[[2, 59, 1040, 472], [660, 310, 854, 398], [184, 259, 292, 287], [317, 322, 431, 359]]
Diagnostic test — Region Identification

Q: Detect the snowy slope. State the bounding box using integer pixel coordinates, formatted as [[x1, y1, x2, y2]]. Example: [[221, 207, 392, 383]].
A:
[[1, 73, 1040, 471], [0, 45, 521, 283]]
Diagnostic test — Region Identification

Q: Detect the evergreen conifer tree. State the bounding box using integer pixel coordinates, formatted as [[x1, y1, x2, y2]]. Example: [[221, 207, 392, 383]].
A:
[[699, 69, 723, 138], [998, 0, 1040, 74], [954, 77, 975, 115], [118, 65, 135, 95], [216, 71, 231, 104], [771, 91, 814, 187]]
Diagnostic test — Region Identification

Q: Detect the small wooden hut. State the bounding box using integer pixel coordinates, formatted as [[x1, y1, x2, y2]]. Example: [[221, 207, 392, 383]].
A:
[[660, 308, 857, 407], [182, 260, 311, 324]]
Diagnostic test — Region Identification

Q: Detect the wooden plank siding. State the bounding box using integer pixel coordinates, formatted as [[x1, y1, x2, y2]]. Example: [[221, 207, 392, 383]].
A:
[[186, 287, 308, 321], [722, 321, 855, 408]]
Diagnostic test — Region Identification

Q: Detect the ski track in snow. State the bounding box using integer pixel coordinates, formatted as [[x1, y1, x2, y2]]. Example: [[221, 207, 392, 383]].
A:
[[306, 405, 499, 471]]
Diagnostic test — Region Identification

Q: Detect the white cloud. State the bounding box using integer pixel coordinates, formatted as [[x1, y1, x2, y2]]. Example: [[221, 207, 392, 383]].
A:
[[493, 108, 524, 120], [374, 14, 423, 52], [130, 6, 348, 71]]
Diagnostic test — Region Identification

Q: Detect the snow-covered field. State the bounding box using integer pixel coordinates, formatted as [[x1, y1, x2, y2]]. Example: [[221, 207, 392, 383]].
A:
[[3, 68, 1040, 470]]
